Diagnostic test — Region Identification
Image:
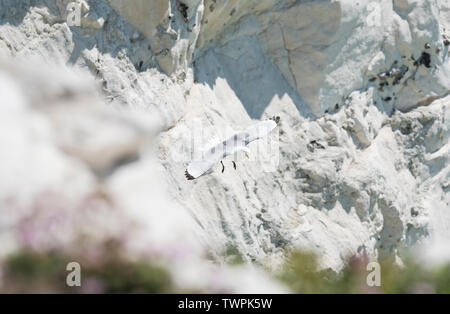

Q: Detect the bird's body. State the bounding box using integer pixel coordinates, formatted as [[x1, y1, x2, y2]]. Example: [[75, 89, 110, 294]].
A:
[[185, 117, 279, 180]]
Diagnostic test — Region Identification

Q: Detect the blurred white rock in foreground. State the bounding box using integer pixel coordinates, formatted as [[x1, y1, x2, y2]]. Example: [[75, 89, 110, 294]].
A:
[[0, 59, 285, 293]]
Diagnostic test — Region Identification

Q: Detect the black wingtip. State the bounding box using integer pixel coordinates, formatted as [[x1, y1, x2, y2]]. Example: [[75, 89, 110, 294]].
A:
[[270, 116, 281, 125], [185, 170, 195, 180]]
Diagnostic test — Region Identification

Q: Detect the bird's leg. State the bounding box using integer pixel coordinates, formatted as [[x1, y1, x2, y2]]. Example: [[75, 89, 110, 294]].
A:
[[221, 161, 225, 173], [232, 161, 237, 170]]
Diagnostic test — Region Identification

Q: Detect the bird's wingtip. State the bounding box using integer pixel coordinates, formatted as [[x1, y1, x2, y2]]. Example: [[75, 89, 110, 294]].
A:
[[269, 115, 281, 125], [185, 170, 195, 180]]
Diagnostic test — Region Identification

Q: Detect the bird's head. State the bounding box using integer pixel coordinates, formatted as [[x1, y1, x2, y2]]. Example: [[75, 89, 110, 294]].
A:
[[238, 147, 251, 160]]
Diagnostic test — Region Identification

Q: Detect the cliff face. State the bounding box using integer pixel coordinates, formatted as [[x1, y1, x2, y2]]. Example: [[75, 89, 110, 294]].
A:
[[0, 0, 449, 290]]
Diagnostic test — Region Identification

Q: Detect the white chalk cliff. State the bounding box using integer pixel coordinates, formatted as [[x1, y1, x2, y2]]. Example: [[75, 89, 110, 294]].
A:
[[0, 0, 449, 291]]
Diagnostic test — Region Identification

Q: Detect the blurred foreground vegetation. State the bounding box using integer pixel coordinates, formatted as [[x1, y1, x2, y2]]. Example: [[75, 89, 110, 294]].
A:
[[278, 250, 450, 294], [1, 249, 172, 293], [1, 247, 450, 293]]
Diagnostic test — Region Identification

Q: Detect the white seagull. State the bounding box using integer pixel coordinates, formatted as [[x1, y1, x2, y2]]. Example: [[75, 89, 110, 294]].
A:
[[185, 116, 280, 180]]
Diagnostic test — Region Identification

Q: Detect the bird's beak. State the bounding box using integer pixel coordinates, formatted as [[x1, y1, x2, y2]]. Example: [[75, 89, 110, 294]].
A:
[[245, 153, 249, 159]]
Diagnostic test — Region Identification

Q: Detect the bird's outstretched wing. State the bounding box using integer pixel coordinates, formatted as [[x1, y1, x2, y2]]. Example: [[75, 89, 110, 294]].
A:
[[185, 151, 221, 180], [242, 119, 278, 144], [185, 118, 279, 180], [185, 138, 245, 180]]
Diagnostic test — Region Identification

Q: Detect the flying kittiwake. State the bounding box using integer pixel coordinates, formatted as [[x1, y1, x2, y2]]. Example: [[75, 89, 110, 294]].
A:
[[185, 116, 280, 180]]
